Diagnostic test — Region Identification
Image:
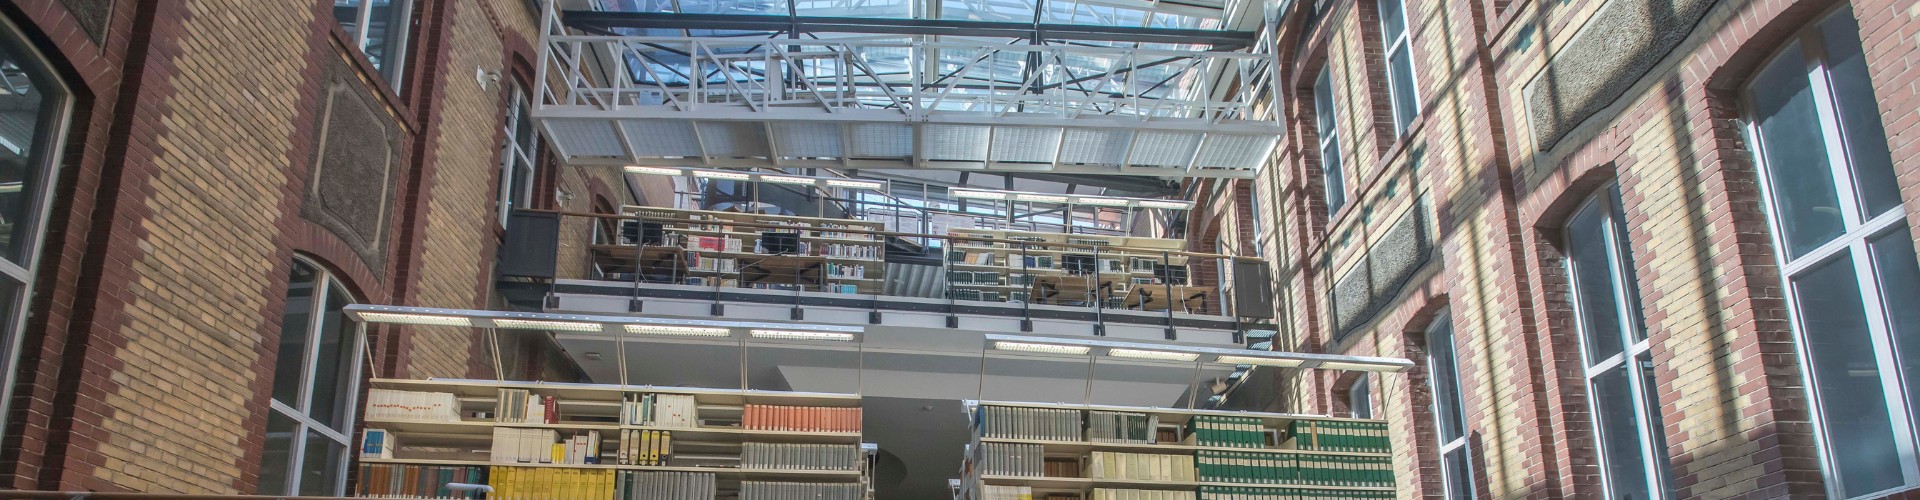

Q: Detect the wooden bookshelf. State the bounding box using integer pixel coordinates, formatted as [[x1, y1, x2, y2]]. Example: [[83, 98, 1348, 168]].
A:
[[943, 229, 1207, 312], [358, 378, 873, 500], [956, 401, 1397, 500], [590, 206, 887, 294]]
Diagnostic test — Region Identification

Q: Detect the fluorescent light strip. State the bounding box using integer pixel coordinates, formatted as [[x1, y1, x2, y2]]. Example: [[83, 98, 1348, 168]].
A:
[[625, 324, 731, 337], [356, 312, 474, 327], [1135, 200, 1194, 210], [950, 189, 1007, 200], [1013, 194, 1071, 203], [625, 166, 685, 176], [492, 319, 606, 332], [759, 175, 820, 186], [992, 341, 1091, 355], [693, 170, 752, 180], [1074, 197, 1132, 207], [825, 179, 885, 190], [1107, 348, 1200, 361], [750, 329, 855, 341], [1213, 355, 1304, 367]]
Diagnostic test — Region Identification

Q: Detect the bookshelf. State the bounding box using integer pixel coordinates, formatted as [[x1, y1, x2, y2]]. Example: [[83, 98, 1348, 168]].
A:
[[591, 206, 887, 295], [956, 401, 1396, 500], [357, 378, 874, 500], [943, 229, 1203, 312]]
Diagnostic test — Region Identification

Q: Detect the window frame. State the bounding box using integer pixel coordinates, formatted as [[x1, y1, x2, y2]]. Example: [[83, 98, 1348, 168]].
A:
[[1349, 374, 1373, 419], [1425, 313, 1475, 500], [261, 258, 365, 496], [1314, 67, 1346, 217], [1376, 0, 1421, 136], [334, 0, 415, 91], [498, 81, 540, 227], [0, 14, 74, 435], [1740, 8, 1920, 498], [1561, 185, 1670, 500]]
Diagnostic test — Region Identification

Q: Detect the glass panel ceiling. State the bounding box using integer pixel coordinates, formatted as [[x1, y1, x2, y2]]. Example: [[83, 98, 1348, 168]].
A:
[[592, 0, 1229, 28]]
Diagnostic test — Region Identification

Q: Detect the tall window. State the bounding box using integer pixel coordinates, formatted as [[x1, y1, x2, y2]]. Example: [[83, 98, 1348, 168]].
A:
[[0, 17, 70, 430], [1349, 375, 1373, 419], [498, 82, 539, 226], [1314, 68, 1346, 216], [1564, 184, 1670, 499], [1425, 313, 1474, 499], [259, 259, 363, 496], [1377, 0, 1420, 135], [1743, 7, 1920, 498], [332, 0, 414, 89]]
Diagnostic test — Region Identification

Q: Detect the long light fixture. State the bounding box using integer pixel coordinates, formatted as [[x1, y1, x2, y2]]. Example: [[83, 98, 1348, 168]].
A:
[[1074, 197, 1132, 207], [950, 187, 1192, 210], [1213, 355, 1305, 368], [493, 318, 605, 332], [624, 166, 886, 191], [1107, 348, 1200, 362], [751, 329, 855, 342], [992, 341, 1091, 355], [1013, 193, 1071, 203], [355, 311, 474, 327], [1136, 200, 1195, 210], [950, 188, 1008, 200], [625, 325, 731, 337]]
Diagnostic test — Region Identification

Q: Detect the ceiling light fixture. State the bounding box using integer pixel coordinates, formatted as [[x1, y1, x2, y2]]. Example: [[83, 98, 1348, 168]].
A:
[[1107, 348, 1200, 361], [1074, 196, 1132, 206], [759, 175, 820, 186], [992, 341, 1091, 355], [1213, 355, 1305, 368], [625, 324, 731, 337], [950, 189, 1007, 200], [625, 166, 685, 176], [355, 312, 475, 327], [1135, 200, 1194, 210], [692, 170, 752, 180], [1013, 194, 1071, 203], [750, 329, 855, 341], [492, 319, 606, 332], [824, 179, 885, 190]]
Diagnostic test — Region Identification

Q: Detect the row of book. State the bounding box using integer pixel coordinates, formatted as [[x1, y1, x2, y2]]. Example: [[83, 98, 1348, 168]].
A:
[[738, 481, 863, 500], [824, 262, 868, 279], [742, 404, 862, 432], [977, 442, 1045, 477], [1088, 411, 1158, 444], [365, 389, 461, 422], [818, 243, 879, 259], [979, 485, 1035, 500], [1283, 421, 1390, 453], [1092, 489, 1196, 500], [496, 389, 558, 424], [361, 428, 395, 459], [688, 236, 746, 253], [623, 394, 699, 427], [741, 442, 862, 471], [686, 255, 738, 273], [1089, 451, 1196, 482], [614, 470, 717, 500], [1195, 451, 1393, 488], [354, 464, 485, 499], [1187, 415, 1268, 449], [489, 428, 603, 465], [1197, 486, 1395, 499], [617, 429, 673, 466], [489, 466, 614, 500], [977, 405, 1082, 441]]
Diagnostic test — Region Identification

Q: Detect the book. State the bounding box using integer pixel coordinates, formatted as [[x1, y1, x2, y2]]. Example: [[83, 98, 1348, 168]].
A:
[[978, 442, 1044, 477], [743, 404, 861, 432], [742, 442, 861, 471], [488, 466, 614, 500], [624, 394, 698, 428], [977, 406, 1081, 441], [614, 470, 716, 500], [360, 428, 393, 459], [355, 464, 485, 499], [981, 485, 1035, 500], [365, 389, 461, 422], [740, 481, 862, 500], [1092, 489, 1195, 500], [1088, 452, 1192, 481]]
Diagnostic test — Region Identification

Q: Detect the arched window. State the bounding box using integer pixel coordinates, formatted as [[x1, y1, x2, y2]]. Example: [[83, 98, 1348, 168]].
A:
[[258, 258, 364, 496], [0, 15, 73, 432], [1742, 6, 1920, 498]]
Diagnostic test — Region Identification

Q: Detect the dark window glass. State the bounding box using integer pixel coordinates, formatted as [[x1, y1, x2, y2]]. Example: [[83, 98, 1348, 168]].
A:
[[298, 429, 345, 496], [0, 36, 65, 263], [1750, 41, 1846, 258], [1444, 448, 1474, 500], [1428, 319, 1467, 442], [1816, 12, 1900, 218], [1566, 197, 1626, 360], [1870, 228, 1920, 436], [257, 411, 299, 495], [273, 263, 318, 405], [308, 284, 355, 431], [1592, 366, 1652, 500], [1793, 254, 1903, 496]]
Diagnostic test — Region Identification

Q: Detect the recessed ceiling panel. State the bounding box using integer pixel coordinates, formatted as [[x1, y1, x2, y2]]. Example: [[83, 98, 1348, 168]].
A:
[[1191, 133, 1274, 171], [697, 121, 772, 158], [772, 122, 845, 158], [850, 123, 914, 158], [921, 124, 991, 162], [989, 126, 1063, 164], [1126, 130, 1203, 168], [1057, 128, 1133, 166], [548, 119, 627, 157], [619, 120, 703, 157]]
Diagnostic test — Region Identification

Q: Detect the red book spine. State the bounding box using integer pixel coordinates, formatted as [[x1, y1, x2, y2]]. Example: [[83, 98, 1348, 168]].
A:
[[545, 395, 558, 424]]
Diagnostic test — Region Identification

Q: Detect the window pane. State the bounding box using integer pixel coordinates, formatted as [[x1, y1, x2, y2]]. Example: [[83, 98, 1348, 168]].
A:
[[1793, 254, 1904, 496], [364, 0, 409, 82], [1566, 199, 1626, 361], [1427, 319, 1467, 442], [1378, 0, 1406, 39], [307, 282, 356, 431], [510, 157, 535, 208], [513, 94, 537, 153], [1606, 188, 1650, 344], [1636, 354, 1672, 496], [257, 410, 298, 495], [0, 30, 67, 264], [1322, 139, 1345, 215], [1816, 10, 1901, 218], [298, 430, 345, 496], [0, 280, 17, 392], [1443, 447, 1474, 500], [331, 1, 363, 43], [1351, 376, 1373, 419], [1749, 42, 1847, 259], [273, 262, 319, 406], [1592, 365, 1652, 500], [1869, 228, 1920, 433], [1389, 47, 1419, 133], [1314, 69, 1336, 137]]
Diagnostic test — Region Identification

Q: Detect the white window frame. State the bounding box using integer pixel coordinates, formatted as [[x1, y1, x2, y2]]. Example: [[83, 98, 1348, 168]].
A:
[[1349, 374, 1373, 419], [335, 0, 415, 90], [1376, 0, 1420, 136], [1314, 67, 1346, 217], [262, 258, 365, 496], [1562, 186, 1669, 500], [1425, 313, 1474, 500], [498, 82, 539, 227], [0, 15, 73, 435], [1741, 8, 1920, 498]]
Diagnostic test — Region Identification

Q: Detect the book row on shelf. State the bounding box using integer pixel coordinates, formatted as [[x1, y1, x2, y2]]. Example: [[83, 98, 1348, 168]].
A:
[[1089, 451, 1197, 482], [1281, 421, 1391, 454], [1093, 489, 1197, 500], [366, 389, 461, 422], [684, 235, 880, 260], [491, 428, 604, 465], [1195, 451, 1392, 488], [977, 406, 1084, 442], [618, 429, 674, 466], [1196, 486, 1396, 499], [355, 464, 485, 499], [977, 442, 1045, 477], [490, 467, 618, 500], [741, 442, 863, 471], [622, 394, 700, 427], [616, 470, 719, 500], [497, 389, 558, 424], [743, 404, 862, 432], [1186, 416, 1269, 449], [980, 485, 1065, 500], [825, 262, 868, 279], [738, 481, 864, 500], [1088, 411, 1159, 444]]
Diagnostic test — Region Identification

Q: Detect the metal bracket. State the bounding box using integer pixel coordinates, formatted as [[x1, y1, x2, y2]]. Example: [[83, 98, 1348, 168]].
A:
[[791, 307, 806, 320], [946, 316, 960, 328], [1164, 327, 1177, 340], [628, 298, 645, 312], [869, 311, 884, 324], [711, 303, 726, 316]]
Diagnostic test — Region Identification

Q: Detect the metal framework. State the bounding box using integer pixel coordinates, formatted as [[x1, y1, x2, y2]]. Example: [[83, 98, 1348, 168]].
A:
[[531, 0, 1284, 177]]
